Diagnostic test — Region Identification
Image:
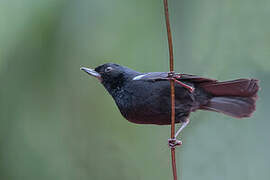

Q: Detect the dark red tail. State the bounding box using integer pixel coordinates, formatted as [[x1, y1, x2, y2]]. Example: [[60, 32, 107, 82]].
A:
[[200, 79, 259, 118]]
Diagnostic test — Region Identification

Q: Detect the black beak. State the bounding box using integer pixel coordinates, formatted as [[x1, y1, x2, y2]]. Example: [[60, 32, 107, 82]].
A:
[[80, 67, 101, 81]]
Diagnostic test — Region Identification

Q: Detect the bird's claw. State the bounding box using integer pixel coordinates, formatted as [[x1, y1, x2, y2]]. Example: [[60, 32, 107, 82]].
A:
[[168, 138, 182, 148]]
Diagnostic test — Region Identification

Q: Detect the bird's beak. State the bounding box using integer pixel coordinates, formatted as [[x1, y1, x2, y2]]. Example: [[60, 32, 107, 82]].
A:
[[80, 67, 102, 81]]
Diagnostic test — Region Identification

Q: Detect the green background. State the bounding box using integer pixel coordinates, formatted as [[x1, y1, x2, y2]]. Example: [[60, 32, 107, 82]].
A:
[[1, 0, 269, 179]]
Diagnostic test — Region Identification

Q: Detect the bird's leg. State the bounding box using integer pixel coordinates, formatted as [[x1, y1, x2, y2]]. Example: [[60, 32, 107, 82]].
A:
[[168, 118, 190, 148], [167, 73, 195, 93], [175, 118, 190, 138], [173, 79, 194, 93]]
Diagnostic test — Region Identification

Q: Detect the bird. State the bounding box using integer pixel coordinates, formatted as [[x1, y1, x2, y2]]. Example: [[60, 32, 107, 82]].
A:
[[81, 63, 259, 147]]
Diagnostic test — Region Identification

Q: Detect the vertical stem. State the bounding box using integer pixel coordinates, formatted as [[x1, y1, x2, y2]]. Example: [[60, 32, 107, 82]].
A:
[[170, 80, 178, 180], [163, 0, 178, 180], [163, 0, 174, 71]]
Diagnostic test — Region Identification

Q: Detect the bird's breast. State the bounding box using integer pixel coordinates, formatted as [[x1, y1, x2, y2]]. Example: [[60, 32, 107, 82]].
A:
[[110, 80, 197, 125]]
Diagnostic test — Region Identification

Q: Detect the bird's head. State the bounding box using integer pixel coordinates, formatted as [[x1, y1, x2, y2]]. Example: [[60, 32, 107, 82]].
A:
[[81, 63, 140, 92]]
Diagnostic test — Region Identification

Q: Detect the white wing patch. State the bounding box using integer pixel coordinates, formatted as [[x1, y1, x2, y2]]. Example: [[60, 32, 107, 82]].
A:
[[132, 74, 148, 80]]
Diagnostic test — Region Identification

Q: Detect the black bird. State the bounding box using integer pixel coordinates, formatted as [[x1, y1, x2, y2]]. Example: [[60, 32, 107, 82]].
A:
[[81, 63, 259, 146]]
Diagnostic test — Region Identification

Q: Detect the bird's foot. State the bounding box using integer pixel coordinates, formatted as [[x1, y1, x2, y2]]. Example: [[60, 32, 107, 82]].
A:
[[168, 138, 182, 148]]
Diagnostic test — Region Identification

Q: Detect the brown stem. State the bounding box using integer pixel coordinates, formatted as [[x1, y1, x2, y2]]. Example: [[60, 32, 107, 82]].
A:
[[163, 0, 174, 71], [170, 79, 177, 180], [163, 0, 178, 180]]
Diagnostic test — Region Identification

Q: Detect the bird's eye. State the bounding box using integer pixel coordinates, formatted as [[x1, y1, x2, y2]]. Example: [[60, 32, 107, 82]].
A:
[[105, 67, 113, 73]]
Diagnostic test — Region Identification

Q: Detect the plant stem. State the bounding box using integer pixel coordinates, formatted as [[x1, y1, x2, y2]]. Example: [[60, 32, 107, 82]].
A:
[[163, 0, 178, 180]]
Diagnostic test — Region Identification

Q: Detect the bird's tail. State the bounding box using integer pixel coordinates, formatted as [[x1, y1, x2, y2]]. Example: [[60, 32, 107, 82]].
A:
[[199, 79, 259, 118]]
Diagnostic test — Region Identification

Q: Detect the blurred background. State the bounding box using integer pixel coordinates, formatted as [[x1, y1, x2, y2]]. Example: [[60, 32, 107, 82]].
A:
[[0, 0, 269, 179]]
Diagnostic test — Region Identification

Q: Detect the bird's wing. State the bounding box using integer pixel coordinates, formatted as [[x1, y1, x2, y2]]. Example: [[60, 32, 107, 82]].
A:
[[177, 74, 217, 83], [133, 72, 217, 83], [132, 72, 168, 80]]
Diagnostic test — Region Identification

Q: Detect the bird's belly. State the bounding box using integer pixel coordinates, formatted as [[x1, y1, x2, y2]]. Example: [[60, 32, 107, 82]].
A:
[[114, 81, 193, 125], [121, 97, 188, 125], [126, 105, 168, 124]]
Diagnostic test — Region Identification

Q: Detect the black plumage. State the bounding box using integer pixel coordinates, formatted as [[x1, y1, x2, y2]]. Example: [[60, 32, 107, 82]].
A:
[[81, 63, 259, 125]]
